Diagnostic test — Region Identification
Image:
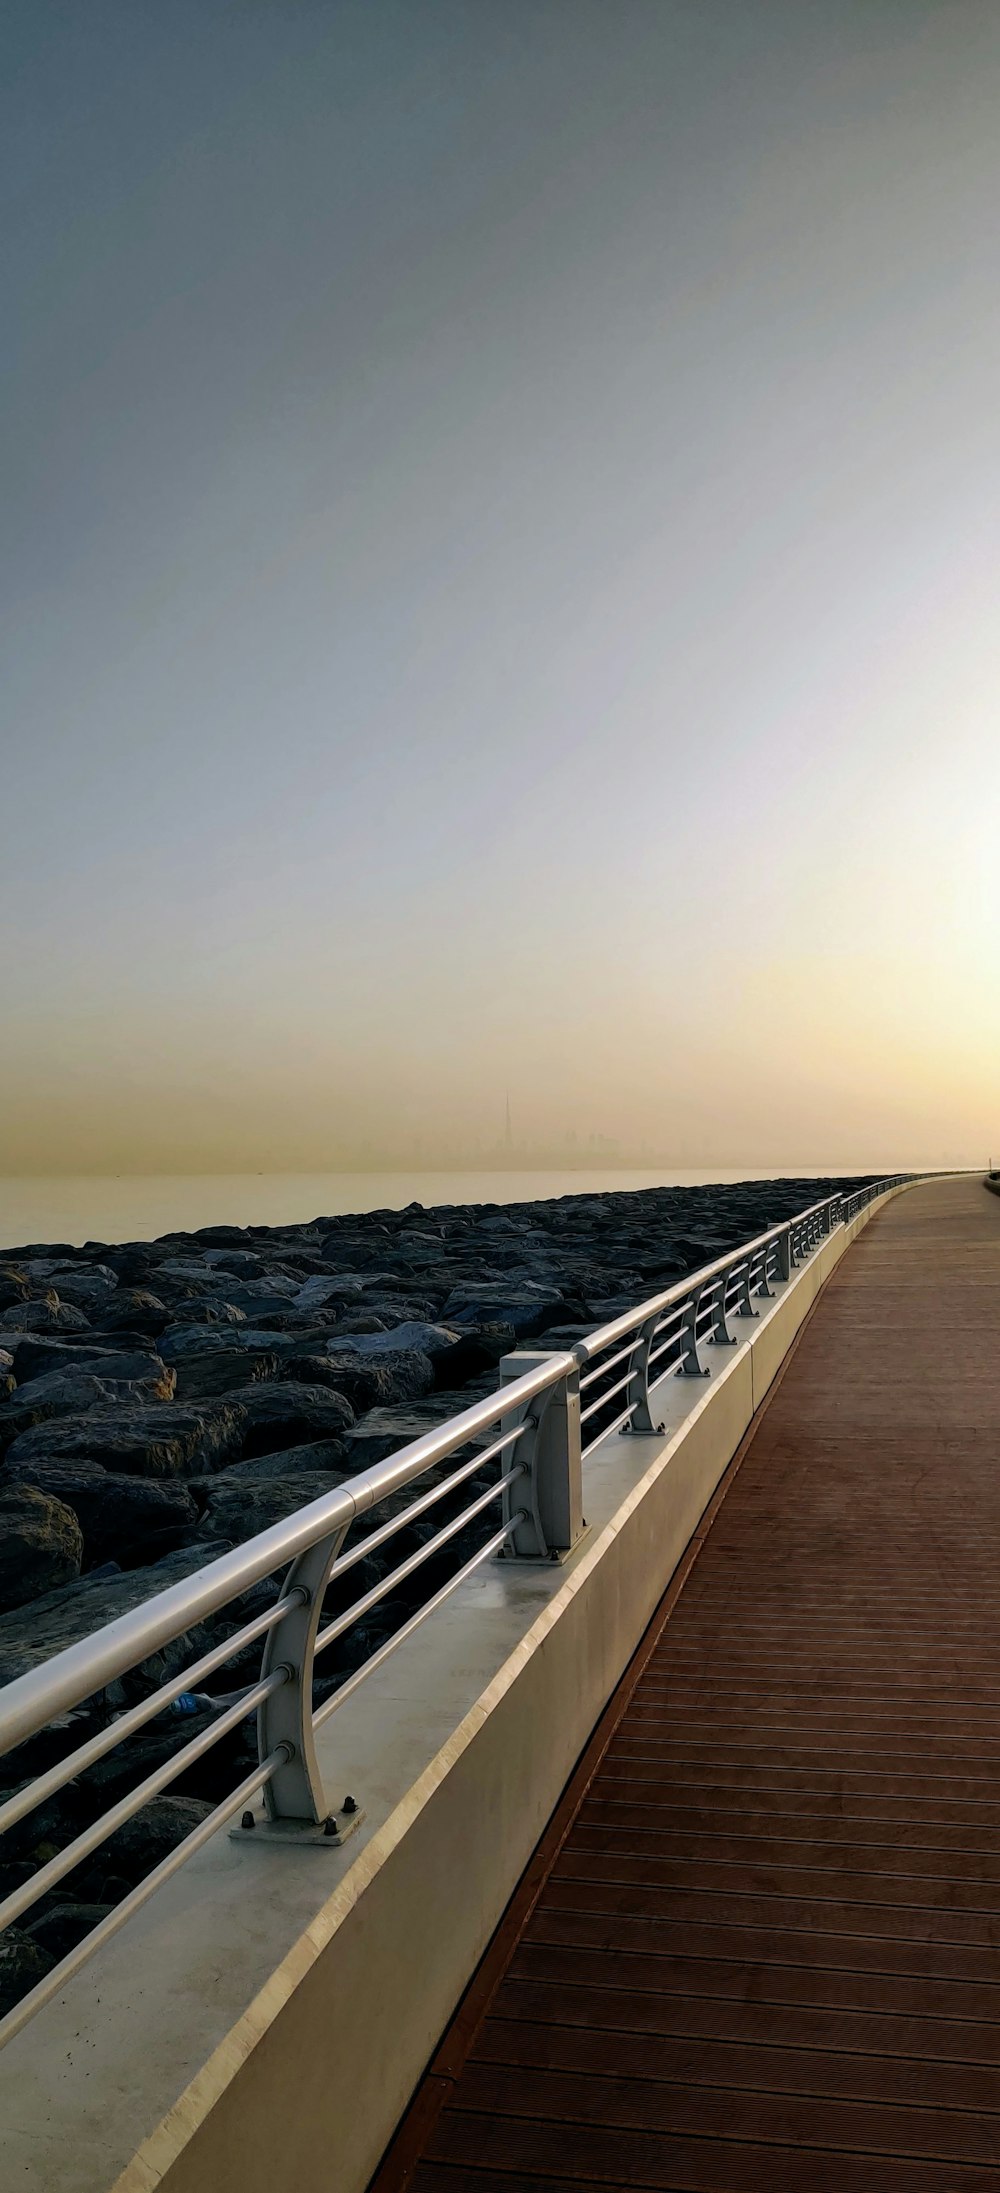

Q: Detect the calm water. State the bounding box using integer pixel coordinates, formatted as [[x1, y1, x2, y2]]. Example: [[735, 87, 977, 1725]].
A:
[[0, 1168, 851, 1251]]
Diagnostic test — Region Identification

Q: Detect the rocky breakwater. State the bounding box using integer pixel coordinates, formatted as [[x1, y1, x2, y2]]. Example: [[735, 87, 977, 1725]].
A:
[[0, 1174, 874, 2011]]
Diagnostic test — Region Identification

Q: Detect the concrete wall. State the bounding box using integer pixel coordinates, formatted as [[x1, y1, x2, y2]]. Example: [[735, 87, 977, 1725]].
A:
[[0, 1186, 917, 2193]]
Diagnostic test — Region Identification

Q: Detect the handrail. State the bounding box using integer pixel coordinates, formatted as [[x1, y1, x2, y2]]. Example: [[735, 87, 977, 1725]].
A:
[[0, 1171, 917, 2043]]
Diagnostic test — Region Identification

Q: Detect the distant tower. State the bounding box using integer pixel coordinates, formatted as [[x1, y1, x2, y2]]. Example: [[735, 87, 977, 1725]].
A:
[[504, 1091, 512, 1151]]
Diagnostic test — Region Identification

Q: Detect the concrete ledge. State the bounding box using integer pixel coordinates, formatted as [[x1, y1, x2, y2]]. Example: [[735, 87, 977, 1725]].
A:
[[0, 1183, 921, 2193]]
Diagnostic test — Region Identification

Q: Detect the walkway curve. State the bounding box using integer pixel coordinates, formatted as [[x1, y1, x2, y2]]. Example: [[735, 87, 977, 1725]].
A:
[[374, 1176, 1000, 2193]]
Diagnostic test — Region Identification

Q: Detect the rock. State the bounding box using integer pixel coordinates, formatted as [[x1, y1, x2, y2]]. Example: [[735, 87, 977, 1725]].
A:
[[22, 1264, 117, 1312], [168, 1299, 247, 1325], [207, 1438, 349, 1484], [293, 1275, 366, 1310], [26, 1904, 114, 1960], [224, 1382, 354, 1459], [196, 1471, 349, 1542], [201, 1248, 267, 1275], [322, 1348, 436, 1411], [100, 1796, 213, 1886], [0, 1485, 83, 1611], [440, 1284, 574, 1337], [0, 1298, 90, 1334], [341, 1406, 445, 1471], [97, 1290, 171, 1336], [0, 1541, 231, 1686], [158, 1324, 247, 1362], [0, 1365, 177, 1452], [0, 1337, 159, 1385], [0, 1270, 31, 1312], [4, 1402, 247, 1479], [329, 1320, 463, 1362], [4, 1463, 198, 1568], [0, 1931, 55, 2016], [171, 1349, 280, 1402]]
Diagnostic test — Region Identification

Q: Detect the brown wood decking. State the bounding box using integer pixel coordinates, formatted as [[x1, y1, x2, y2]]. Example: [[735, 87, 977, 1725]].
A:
[[372, 1176, 1000, 2193]]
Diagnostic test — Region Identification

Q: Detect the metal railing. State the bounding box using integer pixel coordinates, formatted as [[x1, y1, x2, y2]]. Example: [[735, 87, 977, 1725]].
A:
[[0, 1174, 912, 2042]]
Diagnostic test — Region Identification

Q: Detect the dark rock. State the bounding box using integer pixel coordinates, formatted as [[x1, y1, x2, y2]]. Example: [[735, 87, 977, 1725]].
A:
[[0, 1931, 55, 2016], [322, 1348, 436, 1411], [196, 1471, 348, 1542], [440, 1284, 574, 1337], [0, 1270, 31, 1312], [329, 1320, 462, 1362], [171, 1349, 281, 1403], [21, 1264, 118, 1312], [0, 1541, 231, 1686], [158, 1324, 246, 1362], [168, 1300, 247, 1325], [4, 1402, 247, 1480], [0, 1338, 159, 1385], [0, 1485, 83, 1611], [99, 1796, 213, 1886], [225, 1382, 354, 1459], [205, 1437, 349, 1484], [0, 1299, 90, 1334], [341, 1406, 445, 1471], [26, 1904, 114, 1960], [0, 1365, 177, 1452], [98, 1290, 171, 1336], [4, 1464, 198, 1568]]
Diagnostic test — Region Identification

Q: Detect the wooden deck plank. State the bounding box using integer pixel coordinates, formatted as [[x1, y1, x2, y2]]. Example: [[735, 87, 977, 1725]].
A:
[[370, 1178, 1000, 2191]]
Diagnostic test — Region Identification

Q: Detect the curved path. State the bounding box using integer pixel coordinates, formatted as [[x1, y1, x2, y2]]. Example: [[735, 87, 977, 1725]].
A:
[[375, 1176, 1000, 2192]]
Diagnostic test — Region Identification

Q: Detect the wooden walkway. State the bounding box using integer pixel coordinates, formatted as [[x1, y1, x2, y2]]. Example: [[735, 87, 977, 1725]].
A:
[[373, 1177, 1000, 2193]]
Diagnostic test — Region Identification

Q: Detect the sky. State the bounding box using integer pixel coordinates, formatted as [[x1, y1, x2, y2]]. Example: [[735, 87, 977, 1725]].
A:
[[2, 0, 999, 1175]]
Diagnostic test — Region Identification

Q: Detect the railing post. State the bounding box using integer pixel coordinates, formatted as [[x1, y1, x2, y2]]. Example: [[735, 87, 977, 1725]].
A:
[[775, 1225, 793, 1280], [707, 1265, 737, 1346], [679, 1286, 710, 1376], [499, 1353, 584, 1560], [734, 1257, 759, 1321], [256, 1527, 351, 1822], [622, 1311, 666, 1434]]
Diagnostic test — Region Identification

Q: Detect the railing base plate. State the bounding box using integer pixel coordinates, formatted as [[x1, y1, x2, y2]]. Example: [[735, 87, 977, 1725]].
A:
[[230, 1802, 367, 1850]]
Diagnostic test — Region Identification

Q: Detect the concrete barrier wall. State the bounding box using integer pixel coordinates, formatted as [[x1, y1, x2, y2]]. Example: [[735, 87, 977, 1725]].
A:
[[0, 1186, 916, 2193]]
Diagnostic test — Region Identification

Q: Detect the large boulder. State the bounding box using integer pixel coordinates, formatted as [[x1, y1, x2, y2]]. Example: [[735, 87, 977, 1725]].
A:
[[0, 1931, 56, 2017], [0, 1365, 176, 1453], [0, 1298, 90, 1334], [224, 1382, 354, 1459], [4, 1462, 198, 1568], [21, 1264, 118, 1313], [340, 1405, 445, 1472], [97, 1289, 171, 1336], [171, 1349, 281, 1403], [99, 1797, 213, 1887], [196, 1471, 349, 1544], [0, 1485, 83, 1611], [0, 1338, 160, 1385], [167, 1299, 247, 1326], [321, 1348, 436, 1411], [329, 1320, 462, 1362], [208, 1437, 349, 1484], [4, 1402, 247, 1479], [440, 1284, 574, 1337], [158, 1324, 247, 1362], [0, 1540, 231, 1687], [26, 1905, 114, 1961]]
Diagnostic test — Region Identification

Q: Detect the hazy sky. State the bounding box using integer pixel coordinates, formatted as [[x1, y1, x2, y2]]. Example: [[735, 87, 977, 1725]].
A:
[[3, 1, 999, 1173]]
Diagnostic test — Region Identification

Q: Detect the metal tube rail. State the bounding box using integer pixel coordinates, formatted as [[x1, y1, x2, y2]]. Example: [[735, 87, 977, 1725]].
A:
[[313, 1469, 525, 1659], [0, 1169, 916, 2047], [0, 1750, 288, 2051]]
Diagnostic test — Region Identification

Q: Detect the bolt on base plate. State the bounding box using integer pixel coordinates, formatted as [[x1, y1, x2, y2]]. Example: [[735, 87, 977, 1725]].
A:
[[230, 1800, 366, 1849]]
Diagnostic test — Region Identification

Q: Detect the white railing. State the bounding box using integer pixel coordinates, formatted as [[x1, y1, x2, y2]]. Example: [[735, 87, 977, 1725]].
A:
[[0, 1175, 911, 2042]]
